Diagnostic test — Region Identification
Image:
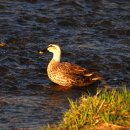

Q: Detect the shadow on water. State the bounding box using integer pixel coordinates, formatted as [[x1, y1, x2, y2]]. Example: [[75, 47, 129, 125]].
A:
[[0, 0, 130, 129]]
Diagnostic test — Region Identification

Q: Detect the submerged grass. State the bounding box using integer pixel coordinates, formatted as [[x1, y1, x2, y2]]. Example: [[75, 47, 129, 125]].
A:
[[45, 87, 130, 130]]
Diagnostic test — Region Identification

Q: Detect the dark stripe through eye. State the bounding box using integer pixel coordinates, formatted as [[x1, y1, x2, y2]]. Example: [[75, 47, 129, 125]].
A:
[[48, 44, 54, 48]]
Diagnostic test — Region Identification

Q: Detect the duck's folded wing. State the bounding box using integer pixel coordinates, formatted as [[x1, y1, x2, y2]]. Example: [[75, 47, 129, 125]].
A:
[[57, 62, 95, 76], [55, 62, 108, 88]]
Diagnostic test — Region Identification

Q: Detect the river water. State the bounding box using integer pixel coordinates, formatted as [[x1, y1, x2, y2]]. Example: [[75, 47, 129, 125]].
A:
[[0, 0, 130, 129]]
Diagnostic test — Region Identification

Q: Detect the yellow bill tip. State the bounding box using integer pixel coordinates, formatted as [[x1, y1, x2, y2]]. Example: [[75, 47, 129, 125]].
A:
[[39, 51, 44, 54]]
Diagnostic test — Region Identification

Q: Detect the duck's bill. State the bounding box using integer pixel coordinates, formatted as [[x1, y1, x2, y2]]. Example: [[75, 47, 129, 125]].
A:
[[38, 48, 48, 54]]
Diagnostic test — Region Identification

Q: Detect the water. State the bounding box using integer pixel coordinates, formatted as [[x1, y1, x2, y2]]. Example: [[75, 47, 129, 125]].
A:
[[0, 0, 130, 129]]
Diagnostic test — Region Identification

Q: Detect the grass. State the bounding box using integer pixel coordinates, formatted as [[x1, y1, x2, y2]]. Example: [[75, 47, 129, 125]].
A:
[[45, 87, 130, 130]]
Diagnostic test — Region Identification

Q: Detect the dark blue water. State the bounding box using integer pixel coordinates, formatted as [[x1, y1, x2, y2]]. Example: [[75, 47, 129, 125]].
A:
[[0, 0, 130, 129]]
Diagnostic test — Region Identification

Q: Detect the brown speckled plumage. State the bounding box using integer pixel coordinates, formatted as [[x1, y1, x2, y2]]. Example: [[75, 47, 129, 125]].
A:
[[41, 44, 108, 87]]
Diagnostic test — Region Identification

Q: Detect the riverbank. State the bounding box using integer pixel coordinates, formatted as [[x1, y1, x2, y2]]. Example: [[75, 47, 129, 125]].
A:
[[46, 87, 130, 130]]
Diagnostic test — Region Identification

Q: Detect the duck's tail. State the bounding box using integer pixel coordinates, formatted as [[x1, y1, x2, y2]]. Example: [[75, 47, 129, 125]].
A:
[[91, 72, 110, 88]]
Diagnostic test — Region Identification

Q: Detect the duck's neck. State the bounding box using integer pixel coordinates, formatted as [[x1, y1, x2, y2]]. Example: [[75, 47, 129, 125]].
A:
[[48, 52, 61, 71], [52, 50, 61, 62]]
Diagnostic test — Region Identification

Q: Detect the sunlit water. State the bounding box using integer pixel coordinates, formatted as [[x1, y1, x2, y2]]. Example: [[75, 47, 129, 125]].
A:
[[0, 0, 130, 129]]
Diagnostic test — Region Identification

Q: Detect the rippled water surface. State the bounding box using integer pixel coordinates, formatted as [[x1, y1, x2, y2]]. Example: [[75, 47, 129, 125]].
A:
[[0, 0, 130, 129]]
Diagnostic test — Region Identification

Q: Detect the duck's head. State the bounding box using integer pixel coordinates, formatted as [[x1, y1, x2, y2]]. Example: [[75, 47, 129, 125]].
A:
[[47, 44, 61, 53], [39, 44, 61, 62]]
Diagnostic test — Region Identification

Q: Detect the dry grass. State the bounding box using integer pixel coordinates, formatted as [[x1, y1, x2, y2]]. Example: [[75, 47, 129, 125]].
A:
[[45, 87, 130, 130]]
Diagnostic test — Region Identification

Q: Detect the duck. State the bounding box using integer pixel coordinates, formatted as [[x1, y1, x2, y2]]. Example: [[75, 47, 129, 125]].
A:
[[39, 44, 108, 88]]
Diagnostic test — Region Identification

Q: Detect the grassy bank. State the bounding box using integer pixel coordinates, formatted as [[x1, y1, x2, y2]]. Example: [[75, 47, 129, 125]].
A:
[[46, 87, 130, 130]]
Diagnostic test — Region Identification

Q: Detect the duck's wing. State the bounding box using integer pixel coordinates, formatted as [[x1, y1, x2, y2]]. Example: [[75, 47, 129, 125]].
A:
[[56, 62, 108, 87], [58, 62, 104, 80], [57, 62, 95, 76]]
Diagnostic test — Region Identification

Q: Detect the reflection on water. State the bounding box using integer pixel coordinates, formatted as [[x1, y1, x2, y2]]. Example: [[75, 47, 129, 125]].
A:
[[0, 0, 130, 129]]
